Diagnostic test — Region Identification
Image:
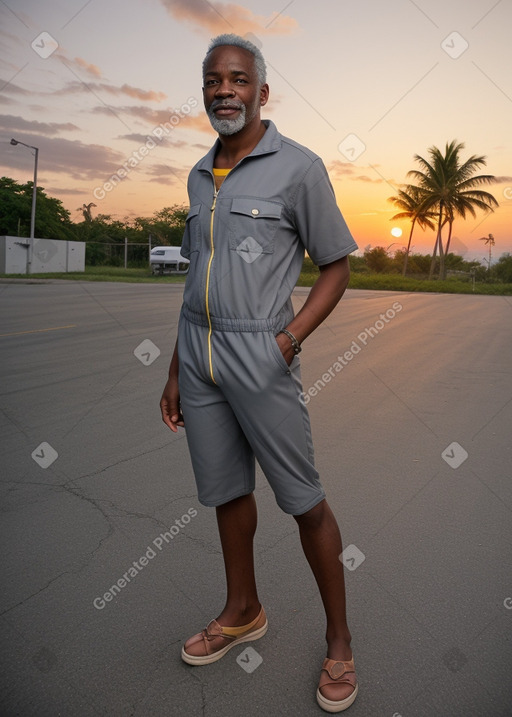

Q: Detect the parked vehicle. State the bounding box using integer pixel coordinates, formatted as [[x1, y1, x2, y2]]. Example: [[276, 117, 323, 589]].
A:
[[150, 246, 190, 275]]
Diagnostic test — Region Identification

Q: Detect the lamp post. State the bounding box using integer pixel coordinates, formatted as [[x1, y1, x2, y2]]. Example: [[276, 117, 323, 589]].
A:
[[10, 138, 39, 273]]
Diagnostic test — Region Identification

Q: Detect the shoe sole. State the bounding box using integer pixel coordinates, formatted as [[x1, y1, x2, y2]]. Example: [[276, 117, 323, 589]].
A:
[[316, 683, 359, 713], [181, 619, 268, 666]]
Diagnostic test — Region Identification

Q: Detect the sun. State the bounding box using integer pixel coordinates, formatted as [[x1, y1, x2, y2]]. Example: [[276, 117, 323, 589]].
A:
[[391, 227, 403, 238]]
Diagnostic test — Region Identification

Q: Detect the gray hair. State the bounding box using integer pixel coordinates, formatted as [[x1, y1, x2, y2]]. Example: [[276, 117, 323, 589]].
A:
[[202, 33, 267, 85]]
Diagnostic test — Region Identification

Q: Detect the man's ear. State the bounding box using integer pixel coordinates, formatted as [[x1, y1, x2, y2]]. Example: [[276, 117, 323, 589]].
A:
[[260, 83, 270, 107]]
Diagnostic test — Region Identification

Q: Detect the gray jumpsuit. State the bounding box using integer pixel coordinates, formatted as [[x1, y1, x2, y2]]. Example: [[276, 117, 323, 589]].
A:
[[177, 120, 358, 515]]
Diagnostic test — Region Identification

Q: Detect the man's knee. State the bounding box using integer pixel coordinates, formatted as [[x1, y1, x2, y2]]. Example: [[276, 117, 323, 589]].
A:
[[293, 499, 327, 529], [216, 491, 255, 510]]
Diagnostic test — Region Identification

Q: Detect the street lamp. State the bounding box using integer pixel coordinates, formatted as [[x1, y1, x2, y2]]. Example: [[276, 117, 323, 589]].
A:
[[10, 138, 39, 273]]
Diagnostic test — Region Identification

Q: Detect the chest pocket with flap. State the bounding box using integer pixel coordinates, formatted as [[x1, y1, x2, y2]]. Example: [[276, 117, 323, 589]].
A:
[[228, 198, 283, 256]]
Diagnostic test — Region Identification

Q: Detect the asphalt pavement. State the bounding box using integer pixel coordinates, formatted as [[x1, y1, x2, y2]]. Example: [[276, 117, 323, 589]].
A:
[[0, 280, 511, 716]]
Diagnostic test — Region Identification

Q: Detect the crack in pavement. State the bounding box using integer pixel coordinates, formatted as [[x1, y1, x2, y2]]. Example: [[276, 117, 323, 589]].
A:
[[71, 437, 188, 483]]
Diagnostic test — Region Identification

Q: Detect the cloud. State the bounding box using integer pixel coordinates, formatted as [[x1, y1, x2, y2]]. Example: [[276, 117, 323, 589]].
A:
[[353, 175, 383, 184], [74, 57, 102, 78], [146, 163, 182, 176], [328, 160, 395, 185], [117, 132, 189, 149], [145, 162, 188, 184], [46, 186, 87, 196], [3, 129, 190, 191], [53, 81, 167, 102], [118, 133, 157, 143], [0, 78, 30, 95], [148, 177, 177, 184], [120, 84, 167, 102], [327, 160, 356, 178], [0, 131, 126, 181], [160, 0, 298, 36], [53, 52, 103, 79], [0, 114, 79, 135], [92, 104, 214, 134], [0, 21, 31, 45]]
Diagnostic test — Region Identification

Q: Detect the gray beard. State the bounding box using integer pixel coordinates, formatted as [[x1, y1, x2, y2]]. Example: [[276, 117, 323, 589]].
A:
[[207, 104, 247, 135]]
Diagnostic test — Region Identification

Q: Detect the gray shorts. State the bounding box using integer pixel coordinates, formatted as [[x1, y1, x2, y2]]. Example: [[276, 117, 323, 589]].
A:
[[177, 305, 325, 515]]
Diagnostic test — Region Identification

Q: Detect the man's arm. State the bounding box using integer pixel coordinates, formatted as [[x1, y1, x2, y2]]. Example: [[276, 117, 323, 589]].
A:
[[160, 339, 185, 432], [275, 256, 350, 365]]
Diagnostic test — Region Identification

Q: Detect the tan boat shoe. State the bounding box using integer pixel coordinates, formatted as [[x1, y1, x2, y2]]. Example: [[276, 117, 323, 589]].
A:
[[316, 657, 359, 712], [181, 606, 268, 665]]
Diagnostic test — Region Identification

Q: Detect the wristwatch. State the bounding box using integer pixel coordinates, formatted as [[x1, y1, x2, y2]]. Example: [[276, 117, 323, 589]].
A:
[[279, 328, 302, 354]]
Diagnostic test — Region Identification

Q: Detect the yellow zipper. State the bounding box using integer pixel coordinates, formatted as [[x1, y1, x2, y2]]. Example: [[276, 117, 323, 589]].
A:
[[205, 188, 218, 384]]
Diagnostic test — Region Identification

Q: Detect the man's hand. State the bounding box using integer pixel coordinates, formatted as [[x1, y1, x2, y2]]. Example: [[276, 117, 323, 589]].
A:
[[160, 340, 184, 432], [275, 331, 295, 366], [160, 375, 184, 432]]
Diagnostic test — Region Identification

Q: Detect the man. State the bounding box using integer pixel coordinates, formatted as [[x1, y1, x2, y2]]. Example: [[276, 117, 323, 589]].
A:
[[160, 34, 359, 712]]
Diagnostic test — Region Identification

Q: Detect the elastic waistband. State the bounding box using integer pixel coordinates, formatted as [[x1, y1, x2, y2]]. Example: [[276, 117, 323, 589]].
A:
[[181, 303, 293, 332]]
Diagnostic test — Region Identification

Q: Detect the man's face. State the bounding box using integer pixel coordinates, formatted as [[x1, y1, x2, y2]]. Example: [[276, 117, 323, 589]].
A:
[[203, 45, 268, 136]]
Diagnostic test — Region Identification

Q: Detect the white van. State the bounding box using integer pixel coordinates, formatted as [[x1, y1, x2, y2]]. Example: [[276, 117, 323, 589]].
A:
[[150, 246, 190, 275]]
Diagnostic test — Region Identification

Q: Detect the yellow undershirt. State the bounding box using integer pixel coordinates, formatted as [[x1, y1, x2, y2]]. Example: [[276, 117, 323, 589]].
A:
[[213, 167, 231, 190]]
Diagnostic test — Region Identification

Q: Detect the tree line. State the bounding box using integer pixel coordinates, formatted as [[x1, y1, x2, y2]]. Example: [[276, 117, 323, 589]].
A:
[[350, 247, 512, 283], [1, 137, 506, 280], [0, 176, 188, 265]]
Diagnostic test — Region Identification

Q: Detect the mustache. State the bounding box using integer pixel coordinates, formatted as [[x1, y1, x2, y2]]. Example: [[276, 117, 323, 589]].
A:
[[210, 100, 244, 111]]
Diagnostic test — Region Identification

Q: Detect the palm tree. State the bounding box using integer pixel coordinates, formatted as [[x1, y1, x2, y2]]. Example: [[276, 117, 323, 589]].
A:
[[406, 140, 498, 279], [77, 202, 97, 222], [388, 186, 436, 275]]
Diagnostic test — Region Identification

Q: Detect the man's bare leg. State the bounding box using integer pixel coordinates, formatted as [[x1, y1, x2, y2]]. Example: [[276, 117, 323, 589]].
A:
[[213, 495, 351, 658], [293, 499, 353, 662], [214, 493, 262, 626]]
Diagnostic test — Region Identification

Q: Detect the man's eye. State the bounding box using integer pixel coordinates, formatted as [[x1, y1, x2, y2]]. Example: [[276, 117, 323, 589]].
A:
[[235, 79, 247, 84]]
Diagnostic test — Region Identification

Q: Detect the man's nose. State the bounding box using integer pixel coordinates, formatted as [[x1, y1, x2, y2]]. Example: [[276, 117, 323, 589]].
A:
[[215, 81, 235, 97]]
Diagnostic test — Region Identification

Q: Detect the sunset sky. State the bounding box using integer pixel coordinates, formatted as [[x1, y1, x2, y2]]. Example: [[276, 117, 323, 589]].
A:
[[1, 0, 511, 263]]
